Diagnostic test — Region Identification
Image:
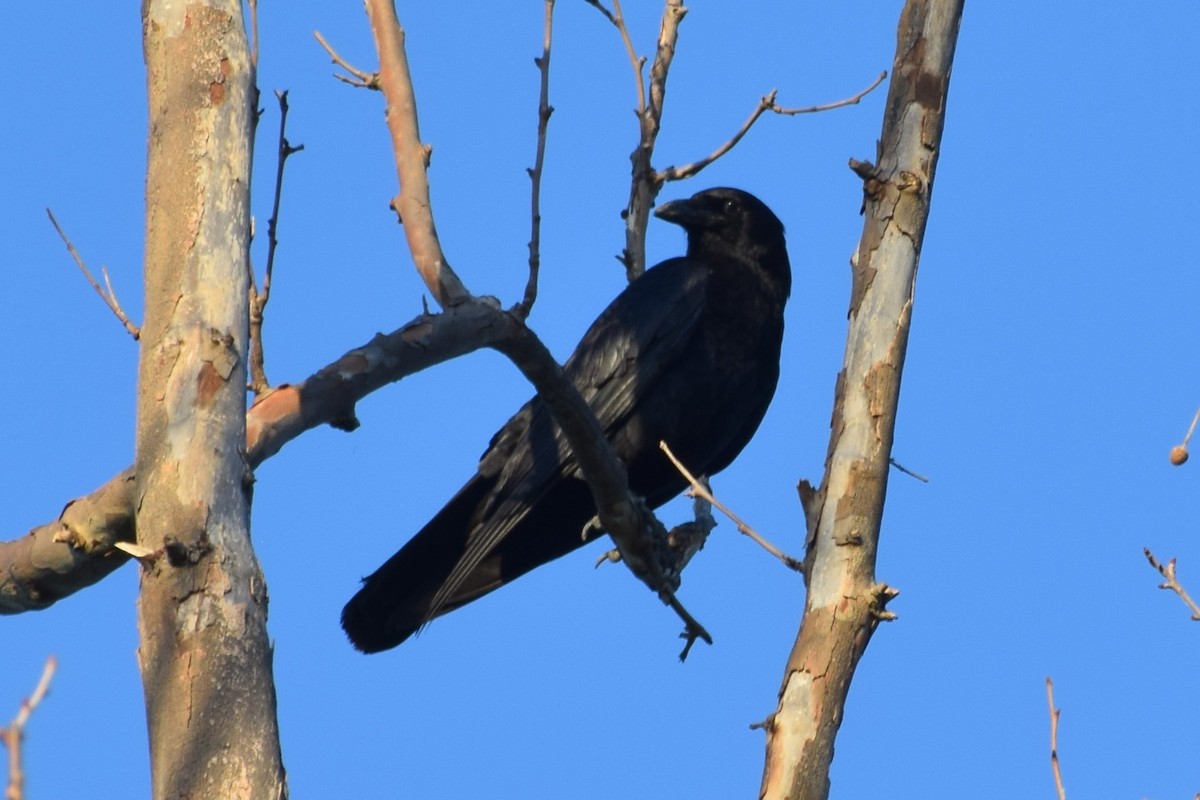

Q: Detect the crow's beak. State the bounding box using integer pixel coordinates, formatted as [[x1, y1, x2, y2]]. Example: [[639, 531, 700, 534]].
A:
[[654, 197, 710, 229]]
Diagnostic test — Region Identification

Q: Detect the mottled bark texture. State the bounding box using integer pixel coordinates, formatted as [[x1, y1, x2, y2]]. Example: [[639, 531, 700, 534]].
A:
[[136, 2, 287, 798], [758, 2, 964, 798]]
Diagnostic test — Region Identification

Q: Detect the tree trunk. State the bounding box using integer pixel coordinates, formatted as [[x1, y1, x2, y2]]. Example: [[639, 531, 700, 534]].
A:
[[136, 2, 287, 798], [759, 1, 964, 798]]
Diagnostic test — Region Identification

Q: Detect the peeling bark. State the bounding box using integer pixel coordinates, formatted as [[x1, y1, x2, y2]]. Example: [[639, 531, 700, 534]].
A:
[[759, 2, 963, 798], [136, 2, 287, 798]]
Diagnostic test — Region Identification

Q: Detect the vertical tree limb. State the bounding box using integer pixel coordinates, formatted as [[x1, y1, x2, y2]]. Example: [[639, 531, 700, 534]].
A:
[[365, 0, 469, 307], [514, 0, 556, 319], [759, 2, 963, 798], [137, 2, 287, 798]]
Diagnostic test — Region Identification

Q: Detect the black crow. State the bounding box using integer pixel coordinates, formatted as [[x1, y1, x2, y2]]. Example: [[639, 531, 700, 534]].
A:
[[342, 187, 791, 652]]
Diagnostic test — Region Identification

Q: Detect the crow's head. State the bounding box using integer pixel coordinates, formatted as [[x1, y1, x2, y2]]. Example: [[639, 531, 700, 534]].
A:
[[655, 187, 790, 295]]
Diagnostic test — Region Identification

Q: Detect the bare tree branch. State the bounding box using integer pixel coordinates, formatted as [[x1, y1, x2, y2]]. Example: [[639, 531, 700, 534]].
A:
[[888, 457, 930, 482], [659, 441, 802, 572], [0, 303, 508, 613], [249, 90, 304, 395], [1, 655, 57, 800], [584, 0, 647, 118], [623, 0, 686, 281], [313, 31, 380, 89], [1046, 677, 1067, 800], [588, 0, 686, 280], [769, 71, 888, 115], [657, 71, 888, 185], [759, 2, 963, 797], [46, 209, 141, 340], [364, 0, 469, 308], [1144, 548, 1200, 621], [514, 0, 556, 320]]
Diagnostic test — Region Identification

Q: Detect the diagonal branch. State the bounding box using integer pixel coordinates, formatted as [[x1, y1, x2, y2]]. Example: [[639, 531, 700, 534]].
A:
[[584, 0, 647, 118], [313, 31, 380, 89], [659, 441, 802, 572], [657, 71, 888, 185], [769, 70, 888, 115], [365, 0, 469, 308], [1, 655, 58, 800], [1144, 548, 1200, 620], [46, 209, 141, 340], [760, 2, 963, 797], [0, 303, 507, 614]]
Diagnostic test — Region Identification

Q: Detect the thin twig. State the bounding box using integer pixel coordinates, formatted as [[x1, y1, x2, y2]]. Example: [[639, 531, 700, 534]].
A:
[[249, 90, 304, 395], [2, 656, 58, 800], [585, 0, 646, 118], [313, 30, 380, 89], [1183, 405, 1200, 446], [770, 70, 888, 115], [889, 457, 930, 482], [657, 71, 888, 184], [45, 209, 141, 340], [1144, 548, 1200, 620], [514, 0, 556, 320], [1045, 677, 1067, 800], [659, 441, 804, 572], [582, 0, 616, 25], [657, 90, 777, 184], [665, 593, 711, 662]]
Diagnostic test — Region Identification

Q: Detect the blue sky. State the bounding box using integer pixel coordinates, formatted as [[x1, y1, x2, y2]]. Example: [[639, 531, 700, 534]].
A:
[[3, 2, 1199, 798]]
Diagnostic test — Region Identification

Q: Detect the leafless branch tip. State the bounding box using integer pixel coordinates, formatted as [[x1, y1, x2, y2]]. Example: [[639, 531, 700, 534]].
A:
[[770, 70, 887, 116], [657, 70, 888, 185], [668, 594, 712, 661], [314, 30, 381, 89], [659, 441, 803, 572], [2, 655, 58, 800], [514, 0, 556, 320], [1144, 548, 1200, 620], [585, 0, 646, 117], [249, 89, 304, 395], [1045, 677, 1067, 800], [46, 210, 141, 340], [889, 457, 930, 482]]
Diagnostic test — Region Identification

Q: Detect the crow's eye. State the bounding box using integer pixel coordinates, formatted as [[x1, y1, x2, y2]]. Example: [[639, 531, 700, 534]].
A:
[[724, 199, 738, 213]]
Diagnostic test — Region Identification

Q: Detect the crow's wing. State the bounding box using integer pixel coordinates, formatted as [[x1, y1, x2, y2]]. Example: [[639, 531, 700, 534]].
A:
[[425, 258, 709, 618]]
